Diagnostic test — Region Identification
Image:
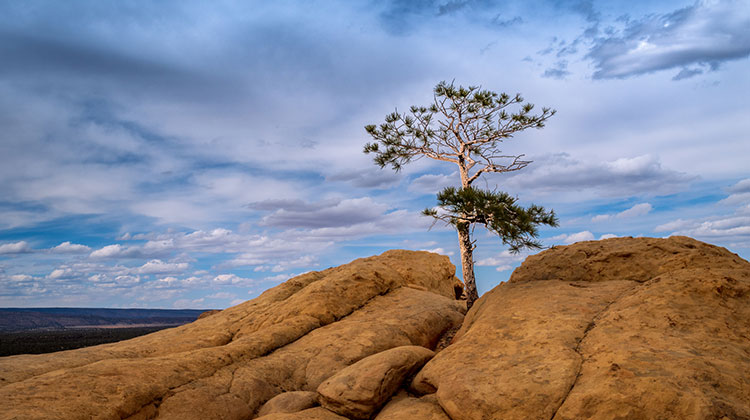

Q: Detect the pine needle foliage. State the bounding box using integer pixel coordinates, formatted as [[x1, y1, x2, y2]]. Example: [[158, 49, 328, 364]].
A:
[[422, 187, 559, 254]]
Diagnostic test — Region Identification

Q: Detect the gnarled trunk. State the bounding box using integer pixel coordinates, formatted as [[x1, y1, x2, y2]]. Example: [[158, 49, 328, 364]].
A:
[[457, 221, 478, 309]]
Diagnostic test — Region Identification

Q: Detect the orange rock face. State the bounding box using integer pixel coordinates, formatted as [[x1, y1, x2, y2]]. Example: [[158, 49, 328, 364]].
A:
[[414, 236, 750, 420], [2, 237, 749, 420], [0, 250, 464, 420]]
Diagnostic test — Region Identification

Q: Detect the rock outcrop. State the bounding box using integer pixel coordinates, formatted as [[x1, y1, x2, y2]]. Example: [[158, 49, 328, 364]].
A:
[[2, 236, 749, 420], [0, 250, 464, 420], [414, 236, 750, 420]]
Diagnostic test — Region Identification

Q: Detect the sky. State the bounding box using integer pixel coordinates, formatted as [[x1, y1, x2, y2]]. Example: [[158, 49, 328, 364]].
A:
[[0, 0, 748, 309]]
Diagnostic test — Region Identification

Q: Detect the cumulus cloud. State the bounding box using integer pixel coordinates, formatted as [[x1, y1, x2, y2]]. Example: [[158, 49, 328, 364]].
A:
[[476, 250, 527, 271], [420, 247, 454, 256], [587, 0, 750, 79], [49, 267, 75, 280], [592, 203, 653, 222], [89, 244, 141, 259], [0, 241, 32, 254], [665, 215, 750, 243], [50, 241, 91, 253], [135, 260, 189, 275], [212, 273, 256, 286], [549, 231, 595, 244]]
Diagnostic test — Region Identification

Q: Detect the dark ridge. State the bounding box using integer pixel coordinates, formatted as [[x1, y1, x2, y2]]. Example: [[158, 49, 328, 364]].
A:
[[0, 307, 208, 332]]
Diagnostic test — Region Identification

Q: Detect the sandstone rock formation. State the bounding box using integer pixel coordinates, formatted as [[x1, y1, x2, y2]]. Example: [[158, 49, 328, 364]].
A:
[[414, 236, 750, 420], [318, 345, 434, 419], [0, 250, 464, 420], [375, 392, 450, 420], [2, 236, 749, 420], [256, 391, 319, 417]]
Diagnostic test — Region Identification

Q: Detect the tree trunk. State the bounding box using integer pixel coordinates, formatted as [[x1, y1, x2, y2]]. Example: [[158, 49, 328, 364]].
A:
[[456, 221, 478, 309]]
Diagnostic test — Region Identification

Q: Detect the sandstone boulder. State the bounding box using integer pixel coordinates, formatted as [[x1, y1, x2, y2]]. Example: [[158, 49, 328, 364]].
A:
[[256, 391, 319, 417], [375, 392, 450, 420], [256, 407, 348, 420], [318, 345, 435, 419], [413, 236, 750, 420]]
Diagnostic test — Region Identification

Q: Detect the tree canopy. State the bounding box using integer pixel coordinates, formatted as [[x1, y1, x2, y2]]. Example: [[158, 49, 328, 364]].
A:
[[365, 81, 558, 308]]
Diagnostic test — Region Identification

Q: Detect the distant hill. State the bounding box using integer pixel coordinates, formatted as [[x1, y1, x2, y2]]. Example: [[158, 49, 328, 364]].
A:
[[0, 307, 207, 331]]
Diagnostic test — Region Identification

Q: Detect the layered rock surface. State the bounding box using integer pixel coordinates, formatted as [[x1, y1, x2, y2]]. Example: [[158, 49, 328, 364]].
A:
[[0, 250, 464, 420], [2, 236, 749, 420]]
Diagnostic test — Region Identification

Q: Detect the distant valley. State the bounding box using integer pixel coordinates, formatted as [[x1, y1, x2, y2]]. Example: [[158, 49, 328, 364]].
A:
[[0, 307, 207, 332], [0, 307, 209, 356]]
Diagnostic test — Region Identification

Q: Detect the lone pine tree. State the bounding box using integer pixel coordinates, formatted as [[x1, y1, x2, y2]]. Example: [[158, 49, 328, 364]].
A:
[[364, 81, 558, 308]]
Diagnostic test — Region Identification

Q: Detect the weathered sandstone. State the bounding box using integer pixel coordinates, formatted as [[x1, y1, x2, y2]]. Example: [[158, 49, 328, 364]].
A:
[[255, 407, 349, 420], [318, 345, 434, 419], [413, 236, 750, 420], [0, 250, 464, 420], [375, 392, 450, 420], [256, 391, 319, 417]]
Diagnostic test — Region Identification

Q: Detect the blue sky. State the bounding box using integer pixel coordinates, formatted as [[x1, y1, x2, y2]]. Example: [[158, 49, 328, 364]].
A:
[[1, 0, 748, 309]]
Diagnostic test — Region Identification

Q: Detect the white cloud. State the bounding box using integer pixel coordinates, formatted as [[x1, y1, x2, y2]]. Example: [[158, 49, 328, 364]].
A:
[[728, 178, 750, 194], [206, 292, 236, 300], [593, 203, 653, 222], [720, 192, 750, 206], [408, 172, 458, 194], [654, 218, 694, 232], [550, 231, 595, 244], [420, 247, 454, 256], [587, 0, 750, 79], [260, 273, 290, 283], [90, 244, 129, 259], [50, 241, 91, 253], [476, 250, 527, 271], [504, 154, 693, 198], [655, 209, 750, 248], [599, 233, 618, 240], [49, 267, 74, 279], [213, 273, 255, 286], [0, 241, 32, 255], [617, 203, 653, 218], [270, 255, 317, 273], [135, 260, 189, 275], [10, 274, 32, 282]]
